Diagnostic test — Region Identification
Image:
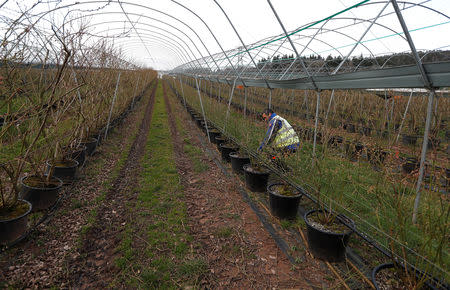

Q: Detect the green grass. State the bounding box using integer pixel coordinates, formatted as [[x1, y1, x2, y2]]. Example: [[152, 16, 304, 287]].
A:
[[183, 141, 209, 173], [174, 109, 209, 174], [215, 226, 233, 238], [115, 82, 207, 288]]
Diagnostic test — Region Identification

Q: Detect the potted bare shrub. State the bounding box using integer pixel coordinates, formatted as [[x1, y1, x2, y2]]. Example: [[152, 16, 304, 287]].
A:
[[267, 183, 302, 220], [243, 160, 270, 192], [0, 164, 32, 245]]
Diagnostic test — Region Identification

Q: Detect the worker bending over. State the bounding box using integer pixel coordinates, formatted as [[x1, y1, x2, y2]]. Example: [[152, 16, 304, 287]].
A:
[[258, 108, 300, 154]]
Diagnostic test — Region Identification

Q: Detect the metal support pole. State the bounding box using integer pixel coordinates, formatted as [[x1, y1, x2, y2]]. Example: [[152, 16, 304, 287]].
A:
[[213, 0, 265, 78], [268, 89, 272, 109], [322, 2, 388, 126], [390, 98, 394, 124], [313, 91, 321, 157], [105, 72, 121, 140], [179, 76, 187, 109], [72, 71, 83, 104], [384, 91, 389, 131], [244, 86, 247, 118], [131, 75, 140, 109], [224, 79, 237, 132], [433, 95, 438, 127], [412, 90, 435, 224], [396, 90, 414, 143], [303, 90, 309, 120], [391, 0, 432, 89], [267, 0, 318, 91], [325, 90, 335, 123], [195, 77, 210, 142], [209, 81, 212, 100], [334, 1, 390, 73]]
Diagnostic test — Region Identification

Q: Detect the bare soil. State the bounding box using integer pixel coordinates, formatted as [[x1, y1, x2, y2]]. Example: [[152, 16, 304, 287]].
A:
[[163, 83, 330, 289], [68, 81, 158, 288]]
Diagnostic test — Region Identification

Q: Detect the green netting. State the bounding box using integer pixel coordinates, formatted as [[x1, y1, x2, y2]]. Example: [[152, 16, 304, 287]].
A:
[[215, 0, 371, 62]]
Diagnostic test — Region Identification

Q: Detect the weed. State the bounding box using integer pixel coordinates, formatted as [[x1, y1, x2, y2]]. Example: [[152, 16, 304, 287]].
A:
[[70, 198, 85, 209], [215, 227, 233, 239]]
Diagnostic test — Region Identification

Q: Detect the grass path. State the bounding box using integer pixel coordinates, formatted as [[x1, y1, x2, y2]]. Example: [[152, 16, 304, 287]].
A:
[[114, 81, 207, 288]]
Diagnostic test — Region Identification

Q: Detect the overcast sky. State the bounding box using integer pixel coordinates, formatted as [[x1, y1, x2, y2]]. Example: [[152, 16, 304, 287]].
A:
[[2, 0, 450, 70]]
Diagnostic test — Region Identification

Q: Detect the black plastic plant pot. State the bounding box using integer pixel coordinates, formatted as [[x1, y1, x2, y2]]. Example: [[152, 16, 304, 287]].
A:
[[66, 145, 87, 168], [267, 183, 302, 220], [243, 164, 270, 192], [201, 122, 213, 134], [20, 175, 63, 211], [304, 210, 354, 262], [371, 262, 395, 290], [345, 123, 356, 133], [208, 130, 221, 143], [344, 142, 364, 161], [402, 157, 418, 174], [229, 152, 250, 174], [219, 143, 239, 162], [81, 137, 98, 156], [199, 121, 206, 132], [0, 199, 32, 245], [96, 127, 107, 145], [402, 134, 418, 146], [215, 137, 227, 149], [46, 159, 79, 184], [371, 263, 447, 290], [328, 136, 343, 147], [195, 118, 203, 127], [355, 142, 364, 153]]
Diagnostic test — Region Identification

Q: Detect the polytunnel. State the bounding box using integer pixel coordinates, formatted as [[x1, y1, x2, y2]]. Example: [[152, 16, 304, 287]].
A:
[[0, 0, 449, 288]]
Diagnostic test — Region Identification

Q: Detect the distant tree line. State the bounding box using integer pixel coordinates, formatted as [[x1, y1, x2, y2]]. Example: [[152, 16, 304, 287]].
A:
[[256, 50, 450, 71]]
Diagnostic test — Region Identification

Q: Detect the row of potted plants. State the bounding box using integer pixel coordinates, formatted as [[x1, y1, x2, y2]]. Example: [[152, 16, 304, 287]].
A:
[[193, 80, 448, 146], [182, 79, 449, 192], [0, 66, 156, 246], [168, 77, 449, 289], [232, 85, 448, 143], [193, 78, 448, 153], [184, 99, 355, 261]]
